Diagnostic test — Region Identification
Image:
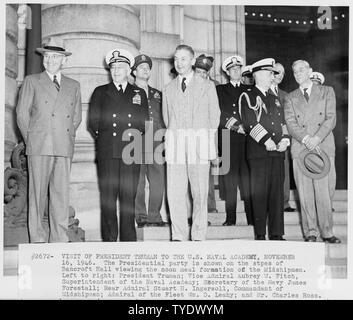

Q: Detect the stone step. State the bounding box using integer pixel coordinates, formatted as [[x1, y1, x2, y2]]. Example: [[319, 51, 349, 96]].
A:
[[214, 199, 347, 213], [136, 224, 347, 242], [207, 211, 347, 226], [326, 264, 347, 279], [213, 189, 347, 201]]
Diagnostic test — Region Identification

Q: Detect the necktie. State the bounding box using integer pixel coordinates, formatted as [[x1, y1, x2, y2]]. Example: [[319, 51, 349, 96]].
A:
[[275, 86, 278, 95], [118, 84, 123, 93], [181, 77, 186, 92], [303, 88, 309, 102], [53, 75, 60, 91]]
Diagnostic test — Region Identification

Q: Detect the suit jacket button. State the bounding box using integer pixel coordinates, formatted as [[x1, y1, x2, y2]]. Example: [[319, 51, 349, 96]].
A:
[[128, 133, 131, 137], [113, 123, 117, 127], [113, 132, 117, 136], [302, 125, 305, 128], [52, 114, 55, 117], [318, 123, 321, 126], [67, 129, 69, 132], [67, 115, 70, 118], [128, 123, 131, 127], [297, 115, 300, 118], [113, 114, 117, 117], [233, 111, 236, 114], [128, 114, 132, 118]]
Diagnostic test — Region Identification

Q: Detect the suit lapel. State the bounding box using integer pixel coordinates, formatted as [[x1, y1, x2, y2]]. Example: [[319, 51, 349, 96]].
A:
[[38, 71, 59, 100], [54, 74, 71, 107], [189, 75, 205, 112], [105, 82, 123, 104], [308, 84, 320, 105]]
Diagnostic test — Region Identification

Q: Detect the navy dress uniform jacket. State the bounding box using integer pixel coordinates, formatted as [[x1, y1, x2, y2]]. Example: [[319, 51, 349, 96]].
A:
[[239, 86, 289, 237], [240, 86, 289, 160], [88, 82, 149, 160]]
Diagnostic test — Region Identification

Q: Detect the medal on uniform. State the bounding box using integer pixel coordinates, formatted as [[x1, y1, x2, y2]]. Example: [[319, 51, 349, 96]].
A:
[[275, 99, 281, 107], [154, 91, 160, 99], [133, 91, 141, 105]]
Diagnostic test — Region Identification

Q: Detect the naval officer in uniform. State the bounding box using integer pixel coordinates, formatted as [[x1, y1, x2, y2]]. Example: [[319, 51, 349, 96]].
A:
[[239, 58, 290, 240], [216, 55, 253, 226], [88, 48, 149, 241]]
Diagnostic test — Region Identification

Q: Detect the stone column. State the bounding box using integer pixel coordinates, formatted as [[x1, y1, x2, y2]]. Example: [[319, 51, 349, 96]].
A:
[[214, 5, 246, 84], [4, 4, 19, 168], [140, 5, 182, 90], [41, 4, 141, 240]]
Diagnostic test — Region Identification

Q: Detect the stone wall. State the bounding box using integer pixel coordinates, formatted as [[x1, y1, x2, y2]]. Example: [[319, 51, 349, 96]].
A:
[[4, 4, 20, 168]]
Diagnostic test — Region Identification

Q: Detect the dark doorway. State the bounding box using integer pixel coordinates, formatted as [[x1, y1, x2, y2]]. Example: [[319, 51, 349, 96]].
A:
[[245, 6, 349, 189]]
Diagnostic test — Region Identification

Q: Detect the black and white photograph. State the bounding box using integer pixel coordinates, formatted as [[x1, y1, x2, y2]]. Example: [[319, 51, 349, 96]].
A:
[[0, 0, 351, 302]]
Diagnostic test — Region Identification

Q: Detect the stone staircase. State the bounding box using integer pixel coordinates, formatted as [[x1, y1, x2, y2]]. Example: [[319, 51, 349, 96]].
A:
[[3, 190, 347, 279], [136, 189, 348, 279]]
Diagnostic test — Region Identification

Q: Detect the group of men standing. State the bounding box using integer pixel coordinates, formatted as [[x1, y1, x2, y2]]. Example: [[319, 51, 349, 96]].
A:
[[15, 37, 340, 244]]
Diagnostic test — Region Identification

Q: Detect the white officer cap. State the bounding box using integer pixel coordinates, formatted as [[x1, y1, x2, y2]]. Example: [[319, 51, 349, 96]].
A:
[[241, 65, 252, 77], [251, 58, 279, 74], [310, 71, 325, 85], [105, 48, 135, 68], [222, 55, 244, 72]]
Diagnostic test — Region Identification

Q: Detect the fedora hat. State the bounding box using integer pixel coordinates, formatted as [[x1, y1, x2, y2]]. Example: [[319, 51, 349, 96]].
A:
[[298, 148, 331, 179], [36, 37, 72, 56]]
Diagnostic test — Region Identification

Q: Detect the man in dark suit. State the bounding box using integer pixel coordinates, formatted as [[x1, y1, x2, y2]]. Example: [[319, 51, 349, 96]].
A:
[[239, 58, 290, 240], [270, 62, 295, 212], [88, 48, 149, 241], [16, 37, 82, 243], [216, 55, 253, 226], [132, 54, 166, 227]]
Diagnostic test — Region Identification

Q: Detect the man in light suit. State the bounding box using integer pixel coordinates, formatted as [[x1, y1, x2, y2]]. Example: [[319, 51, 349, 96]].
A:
[[16, 38, 82, 243], [162, 44, 220, 241], [284, 60, 340, 243], [270, 62, 295, 212]]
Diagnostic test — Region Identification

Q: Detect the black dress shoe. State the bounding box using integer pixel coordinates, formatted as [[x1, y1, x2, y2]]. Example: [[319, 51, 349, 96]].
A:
[[136, 221, 147, 228], [208, 209, 218, 213], [284, 207, 296, 212], [208, 221, 211, 226], [147, 221, 166, 227], [305, 235, 317, 242], [323, 236, 341, 244], [269, 235, 286, 240], [222, 221, 235, 226], [255, 235, 266, 240]]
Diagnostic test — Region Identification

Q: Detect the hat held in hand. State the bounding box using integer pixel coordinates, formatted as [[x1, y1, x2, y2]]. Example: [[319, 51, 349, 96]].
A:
[[298, 148, 331, 179]]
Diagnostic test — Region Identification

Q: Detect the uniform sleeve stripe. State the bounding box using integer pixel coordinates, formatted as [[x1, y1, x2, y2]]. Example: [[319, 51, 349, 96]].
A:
[[250, 123, 268, 142], [225, 117, 237, 129]]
